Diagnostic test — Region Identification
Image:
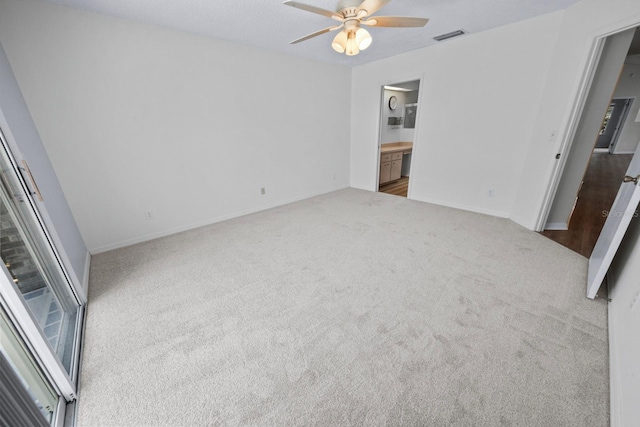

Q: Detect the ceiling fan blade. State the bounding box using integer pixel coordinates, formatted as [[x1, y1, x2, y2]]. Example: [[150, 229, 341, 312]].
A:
[[363, 16, 429, 27], [283, 1, 342, 21], [289, 25, 343, 44], [357, 0, 391, 17]]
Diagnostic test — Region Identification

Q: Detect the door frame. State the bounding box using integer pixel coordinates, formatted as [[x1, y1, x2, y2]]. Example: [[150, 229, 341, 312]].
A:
[[536, 22, 640, 232], [607, 97, 635, 153], [375, 74, 424, 198]]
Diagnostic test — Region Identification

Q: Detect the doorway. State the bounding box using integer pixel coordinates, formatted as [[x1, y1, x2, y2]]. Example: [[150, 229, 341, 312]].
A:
[[542, 27, 640, 257], [594, 97, 634, 151], [377, 80, 420, 198]]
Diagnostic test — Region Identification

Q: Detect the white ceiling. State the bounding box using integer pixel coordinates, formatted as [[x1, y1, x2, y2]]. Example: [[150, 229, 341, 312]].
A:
[[37, 0, 581, 67]]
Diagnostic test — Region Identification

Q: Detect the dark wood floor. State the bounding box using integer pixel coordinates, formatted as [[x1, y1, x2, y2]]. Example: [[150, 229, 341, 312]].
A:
[[379, 176, 409, 197], [541, 153, 633, 258]]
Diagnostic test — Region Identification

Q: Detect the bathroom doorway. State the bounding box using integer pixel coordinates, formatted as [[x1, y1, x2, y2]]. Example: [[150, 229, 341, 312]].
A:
[[377, 80, 420, 198]]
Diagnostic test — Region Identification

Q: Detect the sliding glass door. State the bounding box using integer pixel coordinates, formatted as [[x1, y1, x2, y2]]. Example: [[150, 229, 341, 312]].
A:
[[0, 162, 79, 374], [1, 306, 61, 425], [0, 127, 84, 416]]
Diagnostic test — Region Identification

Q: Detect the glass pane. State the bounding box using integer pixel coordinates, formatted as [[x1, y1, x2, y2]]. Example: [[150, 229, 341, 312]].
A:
[[1, 306, 59, 424], [0, 143, 79, 377]]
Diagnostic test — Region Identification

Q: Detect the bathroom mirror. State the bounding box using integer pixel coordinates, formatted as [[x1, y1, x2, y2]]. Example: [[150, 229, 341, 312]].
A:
[[404, 103, 417, 129]]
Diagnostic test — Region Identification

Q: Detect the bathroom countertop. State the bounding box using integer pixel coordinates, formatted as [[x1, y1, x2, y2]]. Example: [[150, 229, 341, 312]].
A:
[[380, 142, 413, 154]]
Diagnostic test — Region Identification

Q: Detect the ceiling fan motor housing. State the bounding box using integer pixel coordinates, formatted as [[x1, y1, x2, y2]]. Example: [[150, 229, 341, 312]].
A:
[[336, 0, 363, 13]]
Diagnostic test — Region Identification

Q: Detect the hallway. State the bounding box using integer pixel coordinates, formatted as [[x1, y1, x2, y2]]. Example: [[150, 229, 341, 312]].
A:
[[541, 152, 633, 257]]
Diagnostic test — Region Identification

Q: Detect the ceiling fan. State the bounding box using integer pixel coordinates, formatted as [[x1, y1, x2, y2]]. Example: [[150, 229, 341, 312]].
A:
[[284, 0, 429, 56]]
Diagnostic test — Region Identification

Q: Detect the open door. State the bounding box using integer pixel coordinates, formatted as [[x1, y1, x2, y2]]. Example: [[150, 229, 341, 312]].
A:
[[587, 141, 640, 298]]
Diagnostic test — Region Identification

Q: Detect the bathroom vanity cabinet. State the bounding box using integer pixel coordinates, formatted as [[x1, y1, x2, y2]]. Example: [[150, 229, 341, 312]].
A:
[[379, 142, 412, 185]]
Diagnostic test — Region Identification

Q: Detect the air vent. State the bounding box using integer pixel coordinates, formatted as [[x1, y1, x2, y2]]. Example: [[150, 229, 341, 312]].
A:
[[433, 29, 467, 42]]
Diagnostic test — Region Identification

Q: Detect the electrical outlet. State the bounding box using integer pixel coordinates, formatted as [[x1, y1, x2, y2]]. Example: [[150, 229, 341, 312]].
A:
[[144, 211, 154, 220], [260, 187, 266, 195]]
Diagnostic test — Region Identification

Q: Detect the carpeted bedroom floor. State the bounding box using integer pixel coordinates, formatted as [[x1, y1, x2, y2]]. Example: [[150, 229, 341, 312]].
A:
[[77, 188, 609, 426]]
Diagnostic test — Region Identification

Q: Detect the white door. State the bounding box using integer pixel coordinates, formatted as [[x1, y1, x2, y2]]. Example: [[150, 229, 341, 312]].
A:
[[587, 142, 640, 299]]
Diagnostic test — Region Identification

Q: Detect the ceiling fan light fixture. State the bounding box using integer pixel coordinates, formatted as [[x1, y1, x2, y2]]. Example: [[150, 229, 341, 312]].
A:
[[284, 0, 428, 58], [356, 27, 372, 50], [345, 31, 360, 56], [332, 30, 348, 53]]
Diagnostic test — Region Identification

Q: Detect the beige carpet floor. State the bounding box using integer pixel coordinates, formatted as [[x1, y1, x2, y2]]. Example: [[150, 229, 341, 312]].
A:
[[78, 188, 609, 426]]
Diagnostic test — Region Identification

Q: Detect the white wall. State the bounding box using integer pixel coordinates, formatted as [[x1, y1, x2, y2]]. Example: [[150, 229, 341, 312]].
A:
[[0, 42, 89, 294], [351, 11, 563, 217], [612, 62, 640, 154], [607, 215, 640, 426], [0, 0, 351, 253]]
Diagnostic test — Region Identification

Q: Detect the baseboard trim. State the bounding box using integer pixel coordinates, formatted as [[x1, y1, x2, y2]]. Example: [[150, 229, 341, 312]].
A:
[[609, 299, 621, 427], [544, 222, 568, 230], [509, 214, 537, 231], [410, 195, 510, 219], [89, 186, 350, 254]]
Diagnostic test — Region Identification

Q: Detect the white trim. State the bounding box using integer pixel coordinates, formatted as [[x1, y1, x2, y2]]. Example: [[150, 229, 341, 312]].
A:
[[82, 252, 91, 296], [91, 186, 512, 254], [509, 213, 536, 230], [93, 187, 513, 254], [544, 222, 569, 230], [411, 195, 511, 219], [407, 76, 424, 200], [89, 186, 350, 253], [612, 150, 638, 155], [375, 86, 384, 190]]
